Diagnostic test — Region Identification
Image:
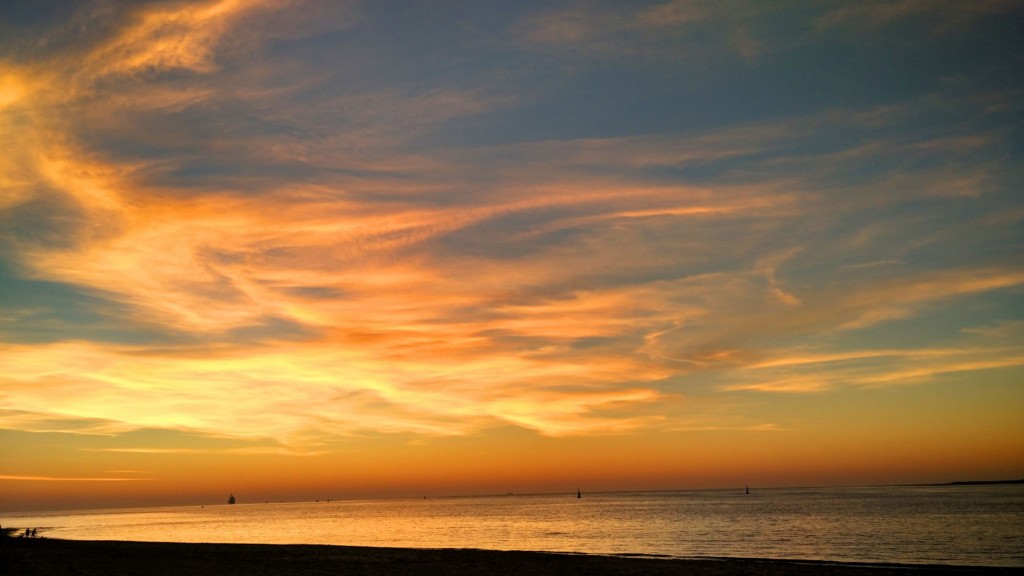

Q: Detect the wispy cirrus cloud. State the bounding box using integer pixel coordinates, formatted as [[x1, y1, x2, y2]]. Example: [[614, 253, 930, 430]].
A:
[[816, 0, 1019, 33], [725, 343, 1024, 393]]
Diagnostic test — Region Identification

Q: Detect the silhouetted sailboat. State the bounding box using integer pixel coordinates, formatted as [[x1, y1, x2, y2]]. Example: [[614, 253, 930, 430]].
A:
[[228, 493, 236, 504], [577, 489, 581, 499]]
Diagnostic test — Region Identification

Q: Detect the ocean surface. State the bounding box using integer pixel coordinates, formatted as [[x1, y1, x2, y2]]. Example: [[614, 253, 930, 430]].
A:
[[6, 485, 1023, 567]]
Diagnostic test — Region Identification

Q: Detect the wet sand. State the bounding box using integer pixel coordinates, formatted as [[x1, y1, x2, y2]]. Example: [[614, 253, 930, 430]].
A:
[[4, 538, 1015, 576]]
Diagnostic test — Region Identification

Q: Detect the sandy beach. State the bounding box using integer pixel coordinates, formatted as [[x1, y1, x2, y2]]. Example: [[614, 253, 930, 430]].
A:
[[4, 538, 1016, 576]]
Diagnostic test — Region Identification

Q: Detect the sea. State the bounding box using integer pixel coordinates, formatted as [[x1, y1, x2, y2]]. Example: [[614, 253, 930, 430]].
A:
[[5, 485, 1023, 567]]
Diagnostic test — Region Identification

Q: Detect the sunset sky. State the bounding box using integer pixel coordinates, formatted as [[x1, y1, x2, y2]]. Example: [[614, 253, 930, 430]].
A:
[[1, 0, 1022, 513]]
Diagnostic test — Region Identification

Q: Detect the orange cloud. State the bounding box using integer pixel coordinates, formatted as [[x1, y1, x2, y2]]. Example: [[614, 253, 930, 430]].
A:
[[0, 474, 149, 482], [80, 0, 273, 80]]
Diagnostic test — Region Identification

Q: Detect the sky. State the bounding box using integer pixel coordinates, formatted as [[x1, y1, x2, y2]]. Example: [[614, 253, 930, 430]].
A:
[[1, 0, 1022, 513]]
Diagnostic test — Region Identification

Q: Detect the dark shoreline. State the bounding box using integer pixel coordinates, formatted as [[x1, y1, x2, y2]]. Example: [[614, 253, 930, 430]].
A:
[[897, 479, 1024, 487], [5, 538, 1018, 576]]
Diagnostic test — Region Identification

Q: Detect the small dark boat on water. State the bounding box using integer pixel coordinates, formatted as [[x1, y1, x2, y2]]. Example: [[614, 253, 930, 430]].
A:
[[228, 494, 236, 505]]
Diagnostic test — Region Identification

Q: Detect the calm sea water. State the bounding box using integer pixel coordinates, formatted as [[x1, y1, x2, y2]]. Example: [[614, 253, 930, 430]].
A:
[[6, 485, 1023, 567]]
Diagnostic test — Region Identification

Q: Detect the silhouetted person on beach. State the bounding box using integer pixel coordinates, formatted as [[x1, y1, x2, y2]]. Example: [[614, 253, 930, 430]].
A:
[[25, 528, 30, 537], [31, 529, 37, 537]]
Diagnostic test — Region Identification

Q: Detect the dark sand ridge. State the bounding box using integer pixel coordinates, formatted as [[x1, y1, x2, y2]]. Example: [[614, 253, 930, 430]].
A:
[[5, 538, 1016, 576]]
